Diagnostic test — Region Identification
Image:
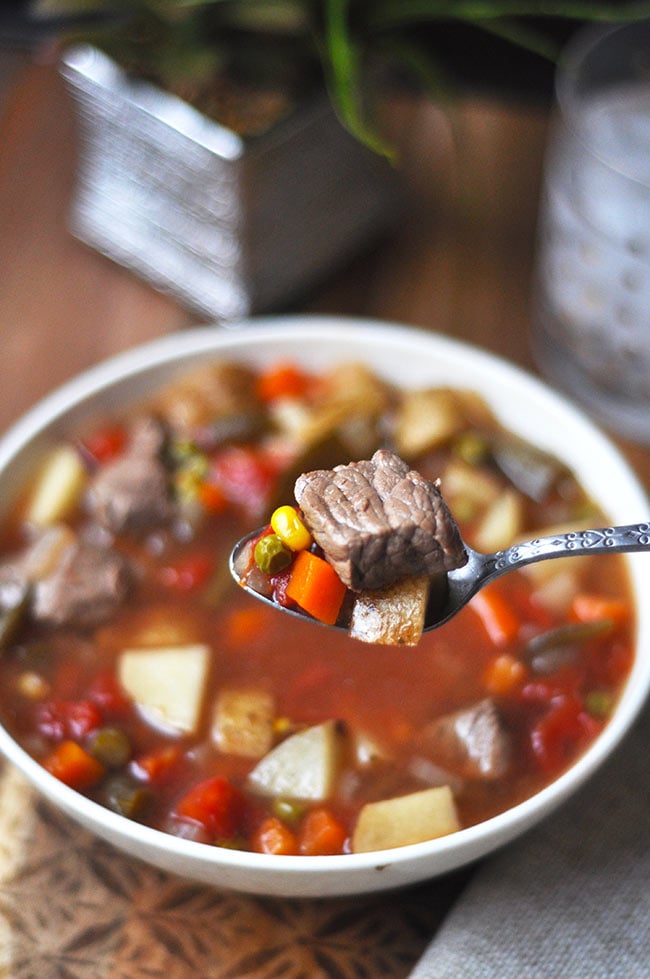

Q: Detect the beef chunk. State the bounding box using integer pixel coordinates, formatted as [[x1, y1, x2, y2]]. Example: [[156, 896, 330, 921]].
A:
[[420, 698, 512, 781], [32, 541, 133, 629], [149, 361, 262, 437], [87, 416, 174, 534], [294, 449, 467, 591]]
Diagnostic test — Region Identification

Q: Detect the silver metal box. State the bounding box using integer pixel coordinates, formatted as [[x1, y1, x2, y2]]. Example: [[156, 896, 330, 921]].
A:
[[60, 46, 400, 320]]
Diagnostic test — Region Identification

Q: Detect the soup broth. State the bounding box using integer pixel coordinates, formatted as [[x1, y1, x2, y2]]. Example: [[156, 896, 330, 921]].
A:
[[0, 359, 634, 855]]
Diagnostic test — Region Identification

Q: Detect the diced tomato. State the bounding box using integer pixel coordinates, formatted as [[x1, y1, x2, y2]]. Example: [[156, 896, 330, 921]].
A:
[[255, 362, 313, 403], [175, 775, 245, 839], [252, 816, 298, 855], [270, 567, 295, 608], [208, 446, 278, 515], [36, 698, 103, 741], [87, 671, 132, 715], [159, 552, 215, 592], [131, 745, 183, 783], [299, 807, 348, 856], [80, 424, 127, 464], [43, 740, 105, 789], [519, 664, 585, 704], [530, 693, 602, 774]]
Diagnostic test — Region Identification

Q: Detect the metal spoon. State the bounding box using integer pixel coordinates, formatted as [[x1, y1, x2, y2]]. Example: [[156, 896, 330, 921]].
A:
[[230, 522, 650, 633]]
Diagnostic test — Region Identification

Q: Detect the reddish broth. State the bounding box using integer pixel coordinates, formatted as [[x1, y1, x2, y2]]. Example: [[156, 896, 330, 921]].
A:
[[0, 360, 634, 855]]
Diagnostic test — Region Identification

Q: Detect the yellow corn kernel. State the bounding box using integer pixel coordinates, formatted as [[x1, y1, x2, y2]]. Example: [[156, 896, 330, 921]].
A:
[[17, 671, 50, 700], [270, 505, 312, 551]]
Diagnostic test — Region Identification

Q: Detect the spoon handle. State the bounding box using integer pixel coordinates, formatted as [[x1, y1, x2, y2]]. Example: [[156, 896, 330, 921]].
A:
[[483, 522, 650, 585]]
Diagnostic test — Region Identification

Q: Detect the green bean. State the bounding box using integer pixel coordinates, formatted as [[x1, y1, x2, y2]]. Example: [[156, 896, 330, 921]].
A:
[[0, 584, 30, 650], [103, 775, 152, 820], [525, 619, 613, 657]]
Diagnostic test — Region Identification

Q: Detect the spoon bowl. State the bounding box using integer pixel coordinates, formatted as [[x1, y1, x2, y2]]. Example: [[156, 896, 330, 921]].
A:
[[231, 521, 650, 635]]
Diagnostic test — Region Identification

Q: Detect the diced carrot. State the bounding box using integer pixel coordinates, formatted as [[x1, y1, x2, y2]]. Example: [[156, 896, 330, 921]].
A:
[[256, 363, 312, 403], [483, 653, 527, 696], [285, 550, 347, 626], [197, 481, 227, 514], [470, 585, 520, 647], [226, 606, 270, 645], [571, 593, 630, 628], [131, 745, 183, 783], [253, 816, 298, 856], [43, 740, 105, 789], [299, 807, 347, 856]]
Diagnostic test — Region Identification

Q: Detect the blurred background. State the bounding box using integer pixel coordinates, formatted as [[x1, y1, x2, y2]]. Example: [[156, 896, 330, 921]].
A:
[[2, 3, 650, 975], [2, 2, 650, 441]]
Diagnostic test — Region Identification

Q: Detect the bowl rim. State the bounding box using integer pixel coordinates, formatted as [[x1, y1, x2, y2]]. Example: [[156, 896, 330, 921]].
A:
[[0, 313, 648, 885]]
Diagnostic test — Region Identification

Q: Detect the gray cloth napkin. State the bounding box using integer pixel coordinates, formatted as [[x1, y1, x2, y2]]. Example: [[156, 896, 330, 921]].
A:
[[409, 706, 650, 979]]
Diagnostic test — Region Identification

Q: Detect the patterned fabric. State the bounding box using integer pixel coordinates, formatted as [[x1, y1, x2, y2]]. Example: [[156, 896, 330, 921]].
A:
[[0, 764, 468, 978], [410, 708, 650, 979]]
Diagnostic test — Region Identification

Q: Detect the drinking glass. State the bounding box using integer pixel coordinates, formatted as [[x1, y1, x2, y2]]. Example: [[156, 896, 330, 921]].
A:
[[532, 21, 650, 443]]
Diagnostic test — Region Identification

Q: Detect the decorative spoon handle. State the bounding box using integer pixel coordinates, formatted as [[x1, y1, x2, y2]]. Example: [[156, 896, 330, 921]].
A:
[[475, 522, 650, 589]]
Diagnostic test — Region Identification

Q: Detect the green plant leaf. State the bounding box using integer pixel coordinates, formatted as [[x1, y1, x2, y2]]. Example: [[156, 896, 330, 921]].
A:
[[59, 0, 650, 158], [367, 1, 650, 29], [472, 17, 560, 60], [321, 0, 397, 159], [174, 0, 310, 33]]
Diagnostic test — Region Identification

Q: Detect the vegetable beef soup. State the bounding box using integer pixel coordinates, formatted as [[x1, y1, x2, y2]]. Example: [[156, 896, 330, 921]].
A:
[[0, 359, 634, 855]]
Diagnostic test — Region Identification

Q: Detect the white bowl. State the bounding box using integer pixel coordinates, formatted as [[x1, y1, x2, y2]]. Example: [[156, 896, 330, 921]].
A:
[[0, 315, 648, 898]]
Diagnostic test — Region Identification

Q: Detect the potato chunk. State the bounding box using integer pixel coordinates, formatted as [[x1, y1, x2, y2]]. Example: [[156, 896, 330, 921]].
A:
[[351, 785, 460, 853], [26, 446, 87, 527], [118, 644, 210, 735], [393, 389, 465, 458], [211, 687, 275, 759], [350, 576, 430, 646], [472, 488, 524, 553], [248, 720, 345, 801]]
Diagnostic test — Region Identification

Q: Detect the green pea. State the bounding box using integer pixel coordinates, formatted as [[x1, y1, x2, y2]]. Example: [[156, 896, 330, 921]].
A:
[[272, 798, 306, 824], [254, 534, 293, 575], [585, 690, 614, 720], [88, 727, 132, 768], [454, 431, 490, 465]]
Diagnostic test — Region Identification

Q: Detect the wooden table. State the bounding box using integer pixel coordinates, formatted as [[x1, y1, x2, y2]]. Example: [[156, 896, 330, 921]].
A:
[[0, 51, 648, 978]]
